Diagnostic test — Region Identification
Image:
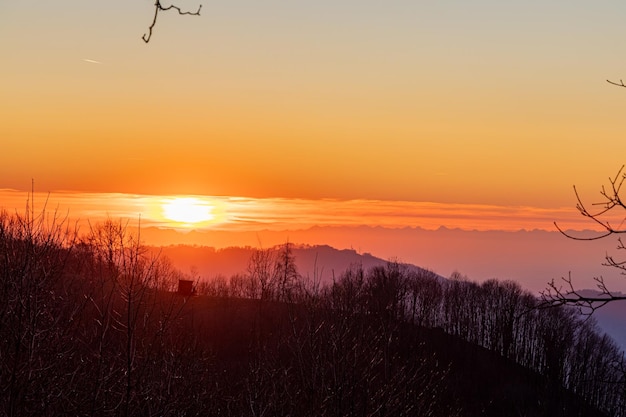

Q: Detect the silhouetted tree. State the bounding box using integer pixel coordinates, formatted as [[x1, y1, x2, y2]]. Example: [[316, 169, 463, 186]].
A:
[[542, 166, 626, 313], [0, 202, 81, 416], [246, 246, 276, 301], [405, 269, 442, 327], [273, 242, 301, 302], [2, 207, 625, 415]]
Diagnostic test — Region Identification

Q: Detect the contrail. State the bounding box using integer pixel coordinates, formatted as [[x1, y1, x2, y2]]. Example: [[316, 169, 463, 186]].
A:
[[82, 58, 102, 64]]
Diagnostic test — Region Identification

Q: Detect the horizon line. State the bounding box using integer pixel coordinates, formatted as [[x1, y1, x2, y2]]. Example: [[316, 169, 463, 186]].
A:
[[0, 189, 607, 234]]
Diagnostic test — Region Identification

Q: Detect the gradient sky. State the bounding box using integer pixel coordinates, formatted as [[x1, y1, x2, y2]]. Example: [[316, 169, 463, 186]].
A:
[[2, 1, 626, 215], [0, 189, 605, 233]]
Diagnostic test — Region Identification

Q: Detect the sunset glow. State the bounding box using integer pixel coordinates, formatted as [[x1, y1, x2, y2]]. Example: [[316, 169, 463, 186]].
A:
[[4, 3, 626, 415], [2, 1, 626, 210], [0, 189, 615, 234], [161, 197, 215, 225]]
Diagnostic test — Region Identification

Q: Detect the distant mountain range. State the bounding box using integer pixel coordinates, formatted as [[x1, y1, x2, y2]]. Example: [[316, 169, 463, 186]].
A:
[[153, 243, 439, 286], [141, 225, 626, 295], [155, 243, 626, 352]]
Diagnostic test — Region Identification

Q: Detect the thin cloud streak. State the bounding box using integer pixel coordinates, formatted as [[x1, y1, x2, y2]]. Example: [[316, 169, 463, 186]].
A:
[[0, 189, 602, 233]]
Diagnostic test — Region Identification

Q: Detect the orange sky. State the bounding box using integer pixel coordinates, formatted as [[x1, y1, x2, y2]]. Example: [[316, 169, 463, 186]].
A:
[[0, 189, 617, 235], [2, 1, 626, 246], [3, 1, 626, 206], [5, 187, 626, 296], [7, 185, 626, 297]]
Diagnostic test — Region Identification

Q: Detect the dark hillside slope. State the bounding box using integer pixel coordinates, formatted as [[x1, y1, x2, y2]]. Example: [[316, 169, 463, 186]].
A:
[[178, 294, 608, 417], [0, 212, 616, 416], [420, 327, 607, 417], [149, 244, 622, 416]]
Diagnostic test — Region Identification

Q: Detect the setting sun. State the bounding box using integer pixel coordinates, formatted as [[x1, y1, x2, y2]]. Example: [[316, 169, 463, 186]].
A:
[[162, 197, 214, 224]]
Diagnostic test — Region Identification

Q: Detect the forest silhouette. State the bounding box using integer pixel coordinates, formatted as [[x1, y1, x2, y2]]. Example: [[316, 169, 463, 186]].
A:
[[1, 208, 624, 417]]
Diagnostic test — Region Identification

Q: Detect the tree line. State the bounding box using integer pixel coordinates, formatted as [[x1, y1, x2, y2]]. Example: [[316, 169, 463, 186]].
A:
[[194, 243, 626, 415], [0, 207, 623, 416]]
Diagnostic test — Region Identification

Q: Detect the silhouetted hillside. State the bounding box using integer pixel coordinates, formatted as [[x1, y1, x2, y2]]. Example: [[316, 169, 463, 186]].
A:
[[420, 327, 608, 417], [139, 225, 622, 294], [155, 243, 626, 354], [0, 213, 622, 416], [576, 289, 626, 351], [175, 294, 609, 417]]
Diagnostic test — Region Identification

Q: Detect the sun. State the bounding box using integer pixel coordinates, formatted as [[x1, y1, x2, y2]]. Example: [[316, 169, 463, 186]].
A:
[[161, 197, 215, 225]]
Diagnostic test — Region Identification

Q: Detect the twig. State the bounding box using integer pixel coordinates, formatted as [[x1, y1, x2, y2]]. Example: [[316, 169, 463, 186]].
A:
[[143, 0, 202, 43], [538, 273, 626, 315], [554, 166, 626, 241], [607, 79, 626, 88]]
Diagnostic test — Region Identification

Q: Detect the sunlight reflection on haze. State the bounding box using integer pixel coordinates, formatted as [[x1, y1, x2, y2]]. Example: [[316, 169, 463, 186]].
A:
[[0, 189, 611, 233]]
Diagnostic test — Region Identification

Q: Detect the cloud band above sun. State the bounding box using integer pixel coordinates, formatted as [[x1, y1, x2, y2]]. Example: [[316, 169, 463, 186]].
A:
[[0, 189, 608, 234]]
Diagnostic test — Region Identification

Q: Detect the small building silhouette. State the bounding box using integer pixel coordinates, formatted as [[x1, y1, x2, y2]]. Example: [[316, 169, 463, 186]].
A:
[[177, 279, 195, 297]]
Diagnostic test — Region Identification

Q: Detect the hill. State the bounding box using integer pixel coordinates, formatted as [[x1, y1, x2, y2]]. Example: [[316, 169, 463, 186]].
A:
[[0, 214, 621, 416], [139, 225, 625, 294], [177, 294, 609, 417], [575, 289, 626, 351], [155, 243, 626, 353], [154, 243, 440, 286]]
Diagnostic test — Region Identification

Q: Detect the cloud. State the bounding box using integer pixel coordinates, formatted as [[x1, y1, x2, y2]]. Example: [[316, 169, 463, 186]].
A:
[[0, 190, 604, 234], [82, 58, 102, 64]]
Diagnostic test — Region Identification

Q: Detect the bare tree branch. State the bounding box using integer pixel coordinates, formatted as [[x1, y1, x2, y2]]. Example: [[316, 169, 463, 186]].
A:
[[607, 79, 626, 88], [143, 0, 202, 43], [544, 166, 626, 312], [538, 273, 626, 315], [554, 165, 626, 241]]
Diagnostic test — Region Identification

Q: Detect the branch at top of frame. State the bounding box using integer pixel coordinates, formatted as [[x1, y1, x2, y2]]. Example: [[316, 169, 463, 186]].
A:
[[143, 1, 202, 43]]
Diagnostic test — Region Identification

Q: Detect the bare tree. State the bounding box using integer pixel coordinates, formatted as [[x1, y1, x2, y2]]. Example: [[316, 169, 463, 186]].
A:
[[0, 203, 81, 415], [246, 247, 276, 301], [143, 0, 202, 43], [542, 166, 626, 313], [273, 242, 301, 302]]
